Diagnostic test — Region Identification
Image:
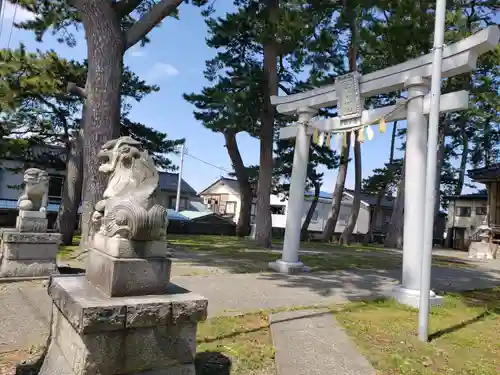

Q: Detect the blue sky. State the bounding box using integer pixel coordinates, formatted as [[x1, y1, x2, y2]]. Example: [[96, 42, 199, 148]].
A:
[[0, 1, 480, 194]]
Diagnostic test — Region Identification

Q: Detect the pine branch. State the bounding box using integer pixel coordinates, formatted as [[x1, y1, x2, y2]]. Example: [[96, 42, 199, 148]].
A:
[[125, 0, 183, 50], [67, 82, 87, 98]]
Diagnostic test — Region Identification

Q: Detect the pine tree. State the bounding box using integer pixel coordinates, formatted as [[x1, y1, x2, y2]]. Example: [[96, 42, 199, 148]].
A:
[[191, 0, 341, 246], [11, 0, 209, 245], [0, 46, 182, 244], [184, 69, 262, 237]]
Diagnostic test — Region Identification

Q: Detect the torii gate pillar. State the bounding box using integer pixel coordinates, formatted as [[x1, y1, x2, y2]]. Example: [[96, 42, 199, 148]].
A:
[[269, 107, 317, 273], [391, 76, 444, 307]]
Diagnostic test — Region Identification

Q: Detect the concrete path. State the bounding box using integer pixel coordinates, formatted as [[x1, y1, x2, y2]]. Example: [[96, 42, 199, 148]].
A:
[[0, 281, 52, 352], [270, 309, 376, 375], [1, 263, 500, 354]]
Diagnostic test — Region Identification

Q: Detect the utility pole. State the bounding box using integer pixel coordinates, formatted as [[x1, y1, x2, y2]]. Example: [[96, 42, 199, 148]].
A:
[[419, 0, 447, 342], [175, 142, 186, 212]]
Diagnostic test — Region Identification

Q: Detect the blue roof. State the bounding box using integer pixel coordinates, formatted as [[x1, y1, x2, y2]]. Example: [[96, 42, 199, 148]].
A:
[[166, 209, 190, 221]]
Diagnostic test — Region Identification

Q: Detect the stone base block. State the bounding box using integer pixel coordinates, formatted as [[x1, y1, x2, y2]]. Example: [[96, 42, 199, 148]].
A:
[[16, 216, 48, 232], [86, 248, 172, 297], [468, 241, 495, 260], [93, 232, 170, 258], [0, 231, 60, 278], [18, 210, 47, 219], [268, 259, 311, 274], [387, 285, 444, 309], [0, 258, 58, 278], [39, 275, 207, 375]]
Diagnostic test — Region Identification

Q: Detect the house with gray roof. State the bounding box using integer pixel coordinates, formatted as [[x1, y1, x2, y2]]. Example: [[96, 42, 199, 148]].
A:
[[443, 193, 488, 250], [198, 177, 406, 239], [0, 146, 198, 228], [157, 172, 199, 211]]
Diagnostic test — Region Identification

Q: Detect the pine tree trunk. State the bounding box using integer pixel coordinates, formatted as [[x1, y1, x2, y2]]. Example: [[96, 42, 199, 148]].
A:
[[434, 121, 446, 216], [364, 191, 384, 243], [364, 120, 398, 243], [255, 0, 279, 248], [76, 0, 125, 248], [301, 182, 321, 240], [340, 133, 361, 245], [384, 157, 405, 249], [455, 122, 468, 195], [56, 131, 84, 245], [321, 134, 350, 241], [224, 131, 252, 237]]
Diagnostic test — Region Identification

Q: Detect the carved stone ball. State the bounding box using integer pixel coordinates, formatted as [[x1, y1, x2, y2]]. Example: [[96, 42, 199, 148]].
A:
[[18, 199, 34, 211]]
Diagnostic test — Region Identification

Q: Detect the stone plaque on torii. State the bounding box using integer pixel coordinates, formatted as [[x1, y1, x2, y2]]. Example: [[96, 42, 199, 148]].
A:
[[268, 25, 499, 308]]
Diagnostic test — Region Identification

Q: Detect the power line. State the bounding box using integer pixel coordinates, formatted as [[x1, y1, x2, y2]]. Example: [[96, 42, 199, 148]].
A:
[[6, 1, 18, 49], [184, 151, 233, 174]]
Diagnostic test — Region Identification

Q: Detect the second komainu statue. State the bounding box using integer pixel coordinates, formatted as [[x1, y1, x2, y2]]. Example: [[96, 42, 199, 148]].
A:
[[92, 136, 168, 241]]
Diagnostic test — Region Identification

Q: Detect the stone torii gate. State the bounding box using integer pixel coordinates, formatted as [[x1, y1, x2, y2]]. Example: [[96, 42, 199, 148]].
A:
[[268, 25, 499, 307]]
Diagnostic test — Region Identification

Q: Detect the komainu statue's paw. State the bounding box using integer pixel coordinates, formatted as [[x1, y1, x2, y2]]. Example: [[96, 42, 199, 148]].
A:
[[18, 199, 34, 211], [92, 211, 103, 223]]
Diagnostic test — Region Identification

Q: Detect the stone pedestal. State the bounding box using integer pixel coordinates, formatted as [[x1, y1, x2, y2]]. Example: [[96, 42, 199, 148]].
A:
[[86, 233, 172, 297], [468, 241, 495, 260], [39, 276, 208, 375], [16, 210, 48, 232], [39, 235, 208, 375], [0, 229, 60, 278], [268, 259, 311, 274], [389, 285, 444, 309]]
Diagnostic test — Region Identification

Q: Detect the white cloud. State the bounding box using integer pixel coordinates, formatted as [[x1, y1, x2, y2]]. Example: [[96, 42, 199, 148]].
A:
[[2, 1, 36, 23], [146, 62, 180, 81]]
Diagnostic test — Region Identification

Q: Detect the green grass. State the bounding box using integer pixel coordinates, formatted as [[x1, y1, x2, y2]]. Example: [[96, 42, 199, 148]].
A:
[[167, 234, 382, 253], [168, 234, 403, 273], [57, 235, 81, 260], [335, 288, 500, 375], [197, 313, 275, 375], [168, 234, 475, 273]]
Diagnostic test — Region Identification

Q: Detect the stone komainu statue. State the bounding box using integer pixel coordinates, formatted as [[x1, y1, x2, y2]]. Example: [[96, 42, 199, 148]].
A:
[[92, 136, 167, 241], [17, 168, 49, 212]]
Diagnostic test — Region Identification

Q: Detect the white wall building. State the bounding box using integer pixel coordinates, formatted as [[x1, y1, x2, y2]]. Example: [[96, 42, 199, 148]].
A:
[[199, 177, 396, 235]]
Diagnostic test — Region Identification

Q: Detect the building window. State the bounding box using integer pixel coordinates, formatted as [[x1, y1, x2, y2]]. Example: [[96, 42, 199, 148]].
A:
[[169, 197, 188, 211], [456, 206, 471, 217], [270, 205, 286, 215], [48, 175, 64, 198], [476, 206, 487, 216], [225, 201, 236, 217]]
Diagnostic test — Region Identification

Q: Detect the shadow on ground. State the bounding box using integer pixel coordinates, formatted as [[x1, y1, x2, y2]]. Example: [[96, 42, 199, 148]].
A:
[[57, 265, 85, 275], [195, 351, 232, 375], [257, 265, 500, 300]]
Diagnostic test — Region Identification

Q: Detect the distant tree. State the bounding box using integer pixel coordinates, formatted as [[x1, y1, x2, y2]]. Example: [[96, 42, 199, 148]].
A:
[[199, 0, 343, 247], [184, 68, 262, 237], [0, 46, 182, 245]]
